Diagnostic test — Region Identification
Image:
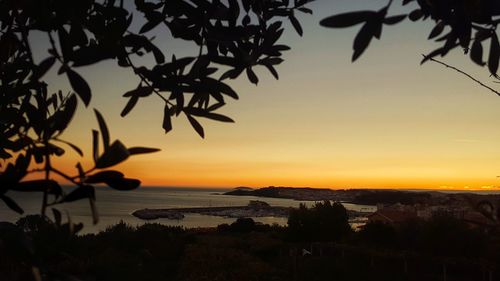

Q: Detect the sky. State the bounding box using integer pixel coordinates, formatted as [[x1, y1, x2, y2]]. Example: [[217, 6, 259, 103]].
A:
[[29, 0, 500, 190]]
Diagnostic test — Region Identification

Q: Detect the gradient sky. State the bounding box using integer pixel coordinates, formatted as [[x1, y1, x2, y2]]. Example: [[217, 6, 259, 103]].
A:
[[30, 0, 500, 189]]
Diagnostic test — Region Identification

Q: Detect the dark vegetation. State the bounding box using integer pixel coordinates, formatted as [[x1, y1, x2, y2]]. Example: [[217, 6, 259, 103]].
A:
[[217, 217, 270, 233], [1, 217, 189, 281], [2, 0, 500, 280], [287, 201, 352, 242], [1, 202, 499, 281]]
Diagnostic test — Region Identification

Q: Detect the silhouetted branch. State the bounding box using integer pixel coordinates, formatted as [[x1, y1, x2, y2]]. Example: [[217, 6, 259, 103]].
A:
[[423, 54, 500, 97], [124, 54, 173, 106], [47, 31, 62, 63], [21, 28, 34, 65], [41, 140, 51, 216], [50, 167, 80, 185]]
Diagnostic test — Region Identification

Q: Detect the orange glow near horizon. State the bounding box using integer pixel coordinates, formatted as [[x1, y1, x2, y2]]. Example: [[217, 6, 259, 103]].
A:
[[22, 1, 500, 191], [34, 147, 500, 190]]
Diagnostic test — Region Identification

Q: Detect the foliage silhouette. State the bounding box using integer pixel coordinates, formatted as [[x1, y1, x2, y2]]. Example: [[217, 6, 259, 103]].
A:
[[0, 0, 313, 215], [217, 217, 256, 233], [0, 1, 314, 279], [1, 219, 189, 281], [2, 217, 498, 281], [357, 215, 490, 258], [287, 200, 352, 242], [321, 0, 500, 93], [359, 221, 398, 248]]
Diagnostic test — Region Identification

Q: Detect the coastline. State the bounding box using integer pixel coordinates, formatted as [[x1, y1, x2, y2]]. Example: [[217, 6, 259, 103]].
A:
[[223, 186, 500, 207], [132, 200, 372, 223]]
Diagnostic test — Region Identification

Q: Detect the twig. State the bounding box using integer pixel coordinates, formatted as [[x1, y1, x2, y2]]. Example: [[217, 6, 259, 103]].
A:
[[422, 54, 500, 97], [41, 140, 50, 216], [124, 53, 173, 106], [50, 167, 81, 185], [21, 28, 34, 66], [26, 168, 45, 174], [47, 31, 63, 63]]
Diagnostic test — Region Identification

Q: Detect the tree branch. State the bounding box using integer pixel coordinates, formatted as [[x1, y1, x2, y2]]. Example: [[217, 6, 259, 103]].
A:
[[124, 53, 173, 106], [423, 54, 500, 97]]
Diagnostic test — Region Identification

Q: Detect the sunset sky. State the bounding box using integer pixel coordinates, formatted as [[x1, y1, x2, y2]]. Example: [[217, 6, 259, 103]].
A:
[[32, 0, 500, 190]]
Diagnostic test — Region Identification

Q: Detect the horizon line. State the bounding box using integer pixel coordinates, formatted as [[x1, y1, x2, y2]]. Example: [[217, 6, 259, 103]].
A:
[[134, 185, 500, 191]]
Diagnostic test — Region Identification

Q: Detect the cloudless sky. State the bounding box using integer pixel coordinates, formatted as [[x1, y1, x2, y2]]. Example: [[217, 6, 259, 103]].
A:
[[31, 0, 500, 190]]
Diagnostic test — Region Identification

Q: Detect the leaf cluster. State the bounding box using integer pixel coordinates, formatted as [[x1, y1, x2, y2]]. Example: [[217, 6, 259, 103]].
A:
[[321, 0, 500, 79], [129, 0, 314, 137]]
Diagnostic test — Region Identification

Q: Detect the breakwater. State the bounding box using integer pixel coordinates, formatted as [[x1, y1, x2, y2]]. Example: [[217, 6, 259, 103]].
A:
[[133, 205, 292, 220]]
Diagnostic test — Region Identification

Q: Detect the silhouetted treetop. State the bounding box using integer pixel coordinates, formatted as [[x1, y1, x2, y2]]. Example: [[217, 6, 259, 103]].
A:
[[287, 201, 351, 242]]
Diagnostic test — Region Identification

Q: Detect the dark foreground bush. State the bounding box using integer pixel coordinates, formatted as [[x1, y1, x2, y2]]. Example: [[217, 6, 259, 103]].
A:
[[287, 201, 352, 242], [1, 218, 190, 281]]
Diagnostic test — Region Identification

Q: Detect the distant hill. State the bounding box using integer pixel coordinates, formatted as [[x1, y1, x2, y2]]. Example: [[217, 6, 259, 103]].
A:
[[233, 186, 255, 191], [224, 186, 353, 201], [224, 187, 500, 214]]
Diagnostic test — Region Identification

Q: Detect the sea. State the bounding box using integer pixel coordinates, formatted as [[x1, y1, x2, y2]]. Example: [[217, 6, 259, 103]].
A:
[[0, 186, 376, 234]]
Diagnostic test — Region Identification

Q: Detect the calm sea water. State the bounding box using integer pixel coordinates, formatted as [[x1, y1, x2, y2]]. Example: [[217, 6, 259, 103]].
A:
[[0, 186, 376, 234]]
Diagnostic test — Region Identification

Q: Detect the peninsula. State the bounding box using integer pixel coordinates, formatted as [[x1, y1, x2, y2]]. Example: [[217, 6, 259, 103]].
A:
[[223, 186, 500, 208]]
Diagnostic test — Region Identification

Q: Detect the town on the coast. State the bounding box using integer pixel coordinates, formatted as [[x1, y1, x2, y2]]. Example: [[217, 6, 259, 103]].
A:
[[133, 186, 500, 232]]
